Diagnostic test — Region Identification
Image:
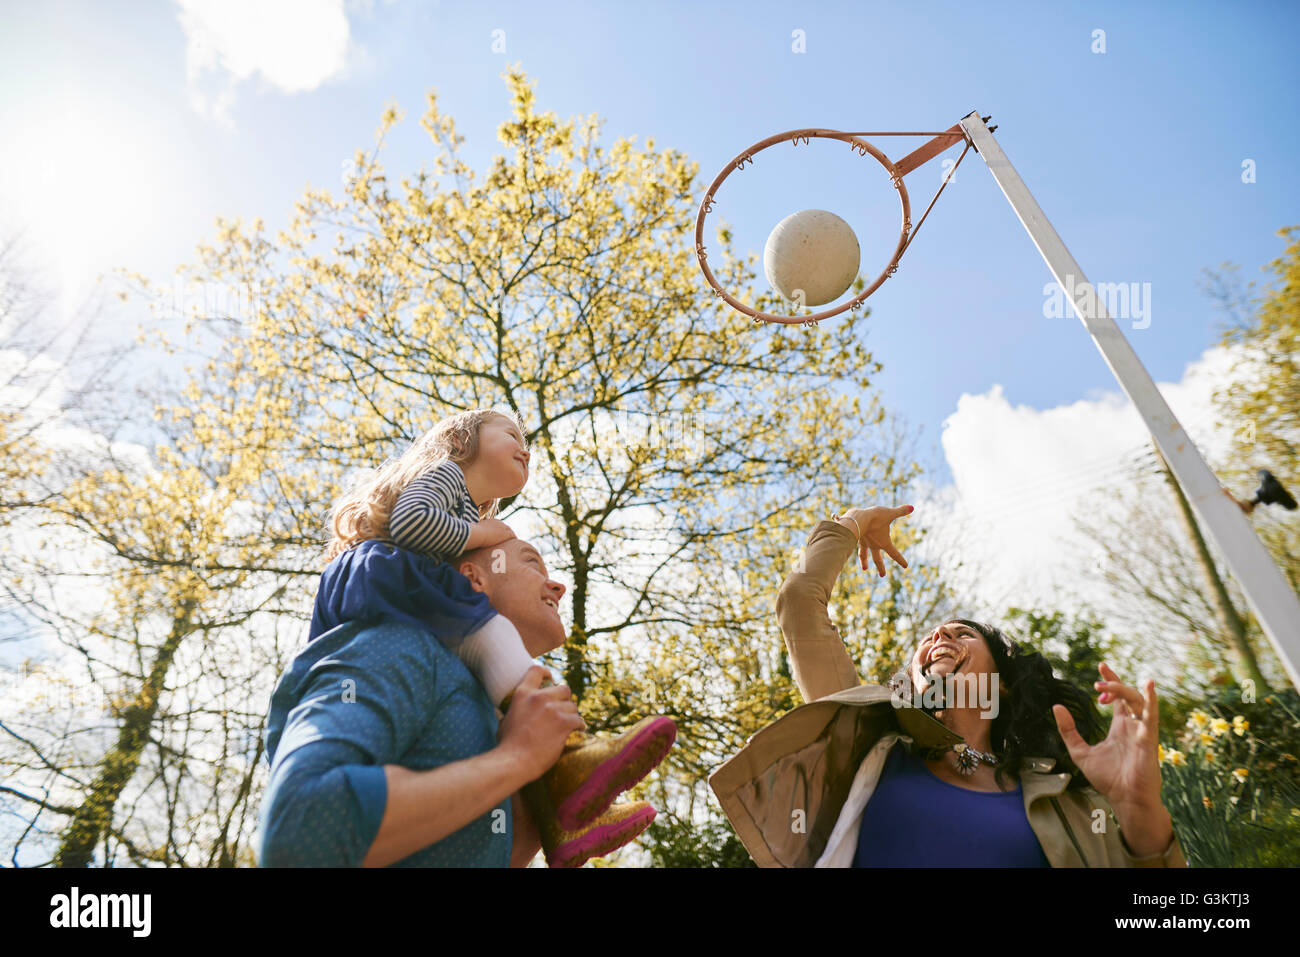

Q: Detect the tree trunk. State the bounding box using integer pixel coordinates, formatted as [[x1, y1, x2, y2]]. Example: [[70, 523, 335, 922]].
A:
[[565, 565, 590, 702], [54, 599, 196, 867]]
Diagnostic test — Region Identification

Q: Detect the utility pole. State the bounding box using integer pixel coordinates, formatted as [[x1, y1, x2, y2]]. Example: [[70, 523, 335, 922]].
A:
[[1154, 447, 1268, 691]]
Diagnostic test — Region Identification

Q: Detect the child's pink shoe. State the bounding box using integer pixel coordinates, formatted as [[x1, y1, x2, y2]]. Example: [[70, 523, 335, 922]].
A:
[[546, 715, 677, 830], [541, 801, 657, 868]]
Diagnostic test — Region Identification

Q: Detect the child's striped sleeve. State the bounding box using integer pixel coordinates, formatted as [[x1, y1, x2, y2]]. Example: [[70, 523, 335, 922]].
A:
[[388, 460, 475, 558]]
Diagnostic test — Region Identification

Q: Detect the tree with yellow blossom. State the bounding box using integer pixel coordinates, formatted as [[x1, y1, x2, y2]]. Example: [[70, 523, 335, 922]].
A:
[[1, 237, 325, 865], [67, 66, 953, 864]]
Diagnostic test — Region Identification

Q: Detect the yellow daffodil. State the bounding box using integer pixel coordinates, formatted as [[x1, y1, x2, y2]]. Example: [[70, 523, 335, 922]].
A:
[[1199, 731, 1214, 746], [1157, 744, 1166, 762], [1232, 716, 1249, 736], [1231, 768, 1249, 784], [1210, 718, 1230, 737], [1202, 796, 1213, 809], [1188, 710, 1210, 729], [1167, 749, 1186, 766], [1204, 750, 1216, 764]]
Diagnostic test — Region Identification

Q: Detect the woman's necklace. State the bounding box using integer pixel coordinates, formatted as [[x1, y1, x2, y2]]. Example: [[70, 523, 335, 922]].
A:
[[916, 741, 999, 776], [950, 742, 999, 776]]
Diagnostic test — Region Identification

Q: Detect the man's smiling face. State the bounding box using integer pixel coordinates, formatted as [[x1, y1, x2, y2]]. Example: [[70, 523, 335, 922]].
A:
[[459, 538, 566, 657]]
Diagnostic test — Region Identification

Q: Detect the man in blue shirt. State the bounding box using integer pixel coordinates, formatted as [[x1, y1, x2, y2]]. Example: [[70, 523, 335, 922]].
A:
[[256, 537, 584, 867]]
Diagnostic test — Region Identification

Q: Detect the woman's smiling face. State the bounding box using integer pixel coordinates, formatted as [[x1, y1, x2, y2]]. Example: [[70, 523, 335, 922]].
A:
[[910, 619, 998, 690]]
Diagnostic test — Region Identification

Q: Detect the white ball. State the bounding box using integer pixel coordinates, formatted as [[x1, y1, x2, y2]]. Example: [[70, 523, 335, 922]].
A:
[[763, 209, 860, 307]]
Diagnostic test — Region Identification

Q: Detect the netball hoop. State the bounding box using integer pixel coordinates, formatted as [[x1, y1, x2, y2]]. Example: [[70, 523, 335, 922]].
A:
[[693, 122, 975, 325], [694, 110, 1300, 691]]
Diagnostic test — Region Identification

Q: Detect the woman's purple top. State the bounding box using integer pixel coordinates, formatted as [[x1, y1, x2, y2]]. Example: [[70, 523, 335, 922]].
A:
[[853, 741, 1051, 867]]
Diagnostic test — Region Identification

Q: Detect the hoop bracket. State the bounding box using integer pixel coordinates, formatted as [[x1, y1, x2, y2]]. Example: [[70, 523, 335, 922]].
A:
[[893, 124, 965, 178]]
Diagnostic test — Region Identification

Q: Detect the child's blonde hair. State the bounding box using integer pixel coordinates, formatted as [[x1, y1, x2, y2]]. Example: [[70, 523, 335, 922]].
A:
[[324, 407, 528, 562]]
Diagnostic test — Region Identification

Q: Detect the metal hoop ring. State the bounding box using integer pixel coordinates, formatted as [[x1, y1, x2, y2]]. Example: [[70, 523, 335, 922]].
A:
[[694, 128, 911, 326]]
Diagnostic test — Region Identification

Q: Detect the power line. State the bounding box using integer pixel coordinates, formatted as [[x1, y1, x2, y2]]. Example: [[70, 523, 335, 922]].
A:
[[947, 413, 1224, 526], [952, 446, 1157, 522]]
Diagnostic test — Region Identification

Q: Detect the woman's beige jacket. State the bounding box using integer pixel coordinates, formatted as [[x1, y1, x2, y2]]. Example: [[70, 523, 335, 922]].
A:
[[709, 519, 1187, 868]]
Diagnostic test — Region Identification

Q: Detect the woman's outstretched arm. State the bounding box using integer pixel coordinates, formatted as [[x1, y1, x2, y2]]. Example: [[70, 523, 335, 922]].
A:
[[776, 507, 912, 703], [776, 519, 861, 702]]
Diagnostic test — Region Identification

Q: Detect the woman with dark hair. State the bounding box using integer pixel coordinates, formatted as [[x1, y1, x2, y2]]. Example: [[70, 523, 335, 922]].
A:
[[710, 505, 1186, 867]]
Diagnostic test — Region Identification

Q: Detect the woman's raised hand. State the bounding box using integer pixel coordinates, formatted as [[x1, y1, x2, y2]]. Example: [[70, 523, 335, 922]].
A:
[[840, 505, 913, 578], [1052, 662, 1164, 812]]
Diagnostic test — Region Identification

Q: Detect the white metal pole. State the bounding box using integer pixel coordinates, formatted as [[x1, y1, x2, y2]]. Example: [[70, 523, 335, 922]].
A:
[[958, 110, 1300, 693]]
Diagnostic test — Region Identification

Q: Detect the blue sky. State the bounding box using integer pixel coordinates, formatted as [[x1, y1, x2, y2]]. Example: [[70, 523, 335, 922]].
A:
[[2, 0, 1298, 615]]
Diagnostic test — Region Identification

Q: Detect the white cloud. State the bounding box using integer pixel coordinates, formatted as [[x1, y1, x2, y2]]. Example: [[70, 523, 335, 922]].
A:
[[918, 344, 1246, 625], [176, 0, 359, 127]]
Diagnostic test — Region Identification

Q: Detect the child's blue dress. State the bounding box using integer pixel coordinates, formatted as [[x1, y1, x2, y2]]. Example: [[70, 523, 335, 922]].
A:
[[308, 460, 498, 646]]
